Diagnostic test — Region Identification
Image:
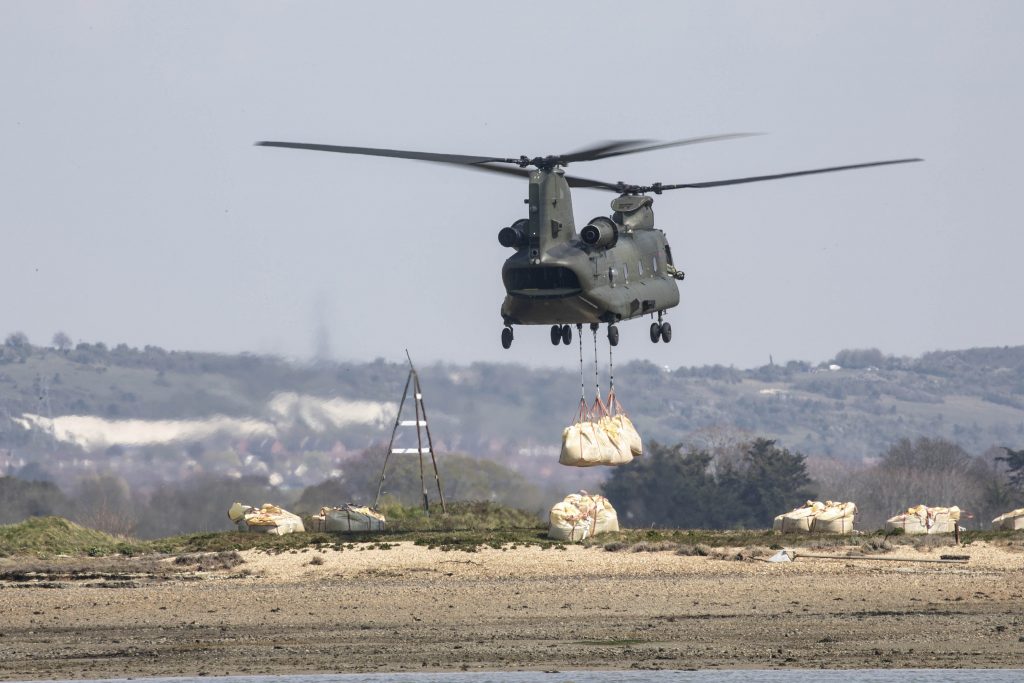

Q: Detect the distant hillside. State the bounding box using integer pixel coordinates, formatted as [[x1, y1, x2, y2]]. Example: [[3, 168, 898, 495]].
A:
[[2, 336, 1024, 490]]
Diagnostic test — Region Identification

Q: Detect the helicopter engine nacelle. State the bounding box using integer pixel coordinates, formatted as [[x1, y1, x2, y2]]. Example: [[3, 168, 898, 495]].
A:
[[498, 219, 529, 249], [580, 217, 618, 249]]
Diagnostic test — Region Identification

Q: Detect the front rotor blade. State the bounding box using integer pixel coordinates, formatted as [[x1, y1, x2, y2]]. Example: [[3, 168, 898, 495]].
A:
[[558, 140, 654, 164], [658, 158, 923, 190], [580, 133, 760, 162], [467, 163, 623, 190], [256, 141, 514, 166], [463, 162, 532, 180]]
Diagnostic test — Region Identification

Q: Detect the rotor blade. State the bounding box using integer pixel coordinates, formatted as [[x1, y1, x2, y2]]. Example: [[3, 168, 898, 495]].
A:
[[558, 140, 654, 164], [467, 164, 625, 191], [656, 158, 923, 190], [463, 162, 630, 191], [255, 141, 515, 166], [562, 174, 624, 191], [462, 162, 532, 180], [559, 133, 759, 164]]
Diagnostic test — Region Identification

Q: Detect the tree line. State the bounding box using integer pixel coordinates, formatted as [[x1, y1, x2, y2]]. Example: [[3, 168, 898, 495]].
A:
[[602, 436, 1024, 530]]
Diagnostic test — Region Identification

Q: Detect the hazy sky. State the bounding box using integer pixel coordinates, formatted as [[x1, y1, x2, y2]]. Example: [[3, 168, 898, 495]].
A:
[[2, 1, 1022, 370]]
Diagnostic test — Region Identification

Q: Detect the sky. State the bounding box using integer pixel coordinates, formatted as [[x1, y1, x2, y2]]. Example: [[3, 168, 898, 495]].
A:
[[2, 1, 1022, 370]]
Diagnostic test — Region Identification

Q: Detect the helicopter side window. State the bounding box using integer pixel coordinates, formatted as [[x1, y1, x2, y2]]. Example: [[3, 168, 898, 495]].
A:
[[608, 267, 616, 287], [622, 263, 629, 283], [637, 260, 644, 277], [652, 255, 658, 274]]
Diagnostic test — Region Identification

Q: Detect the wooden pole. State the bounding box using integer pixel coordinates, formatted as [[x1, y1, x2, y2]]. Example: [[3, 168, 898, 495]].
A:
[[374, 369, 413, 509], [792, 551, 968, 564]]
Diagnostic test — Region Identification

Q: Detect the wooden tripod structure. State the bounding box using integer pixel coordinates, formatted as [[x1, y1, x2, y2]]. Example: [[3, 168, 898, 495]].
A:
[[374, 352, 447, 513]]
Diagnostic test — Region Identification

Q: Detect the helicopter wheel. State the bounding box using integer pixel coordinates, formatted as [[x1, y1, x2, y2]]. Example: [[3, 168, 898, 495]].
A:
[[660, 321, 672, 343], [550, 325, 562, 346], [560, 324, 572, 345], [650, 322, 661, 343], [501, 327, 513, 349], [608, 324, 619, 347]]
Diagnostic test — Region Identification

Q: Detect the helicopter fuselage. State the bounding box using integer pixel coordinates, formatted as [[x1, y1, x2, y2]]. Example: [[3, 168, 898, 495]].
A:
[[499, 168, 681, 326]]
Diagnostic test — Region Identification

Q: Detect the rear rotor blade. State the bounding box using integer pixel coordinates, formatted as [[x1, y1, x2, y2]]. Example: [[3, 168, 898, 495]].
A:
[[256, 141, 515, 166], [656, 158, 923, 190], [562, 174, 624, 191]]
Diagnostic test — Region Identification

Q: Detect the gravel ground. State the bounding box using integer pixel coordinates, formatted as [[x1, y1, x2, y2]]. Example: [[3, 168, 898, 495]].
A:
[[1, 541, 1022, 680]]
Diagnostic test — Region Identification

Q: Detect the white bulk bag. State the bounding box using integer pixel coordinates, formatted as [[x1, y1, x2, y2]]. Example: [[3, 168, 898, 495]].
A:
[[548, 492, 620, 541], [560, 420, 622, 467], [993, 508, 1024, 530], [235, 503, 305, 535]]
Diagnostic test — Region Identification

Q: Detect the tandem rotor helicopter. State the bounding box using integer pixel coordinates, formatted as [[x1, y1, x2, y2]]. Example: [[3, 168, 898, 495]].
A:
[[257, 135, 920, 350]]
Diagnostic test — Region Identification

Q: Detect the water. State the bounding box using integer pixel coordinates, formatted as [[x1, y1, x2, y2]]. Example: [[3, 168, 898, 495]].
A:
[[19, 671, 1021, 683]]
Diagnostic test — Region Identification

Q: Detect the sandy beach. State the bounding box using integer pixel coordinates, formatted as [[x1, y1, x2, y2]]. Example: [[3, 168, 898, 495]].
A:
[[1, 541, 1023, 679]]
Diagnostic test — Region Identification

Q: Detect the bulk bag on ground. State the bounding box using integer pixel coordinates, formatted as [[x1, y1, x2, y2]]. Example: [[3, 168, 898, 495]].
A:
[[229, 502, 305, 535], [885, 505, 960, 535], [811, 501, 858, 534], [772, 500, 857, 534], [773, 501, 825, 533], [322, 504, 386, 532], [548, 492, 619, 542], [992, 508, 1024, 531]]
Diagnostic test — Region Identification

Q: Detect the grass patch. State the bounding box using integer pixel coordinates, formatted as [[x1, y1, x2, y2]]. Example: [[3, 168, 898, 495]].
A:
[[374, 501, 544, 532], [3, 510, 1021, 559], [0, 517, 143, 558]]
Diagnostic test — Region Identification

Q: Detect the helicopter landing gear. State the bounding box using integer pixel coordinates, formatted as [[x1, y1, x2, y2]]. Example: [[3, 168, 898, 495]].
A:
[[650, 312, 672, 343], [501, 326, 513, 349], [608, 324, 619, 347], [649, 322, 672, 343], [551, 324, 572, 345]]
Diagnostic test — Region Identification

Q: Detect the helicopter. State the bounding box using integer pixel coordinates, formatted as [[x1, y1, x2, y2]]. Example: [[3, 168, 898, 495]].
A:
[[257, 136, 920, 350]]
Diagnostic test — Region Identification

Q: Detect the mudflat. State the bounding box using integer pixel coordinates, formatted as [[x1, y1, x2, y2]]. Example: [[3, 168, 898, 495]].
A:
[[1, 541, 1022, 679]]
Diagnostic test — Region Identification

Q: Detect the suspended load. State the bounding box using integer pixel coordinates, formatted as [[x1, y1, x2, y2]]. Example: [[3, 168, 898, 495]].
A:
[[548, 492, 620, 542], [772, 500, 857, 534], [316, 504, 387, 532], [228, 502, 305, 535], [560, 392, 642, 467], [991, 507, 1024, 531], [885, 505, 961, 535]]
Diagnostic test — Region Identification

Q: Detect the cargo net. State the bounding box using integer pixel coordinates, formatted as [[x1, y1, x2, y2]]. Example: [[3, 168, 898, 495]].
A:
[[559, 390, 642, 467]]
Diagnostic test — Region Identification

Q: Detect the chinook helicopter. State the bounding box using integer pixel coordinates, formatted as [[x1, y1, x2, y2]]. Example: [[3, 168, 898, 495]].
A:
[[257, 136, 920, 350]]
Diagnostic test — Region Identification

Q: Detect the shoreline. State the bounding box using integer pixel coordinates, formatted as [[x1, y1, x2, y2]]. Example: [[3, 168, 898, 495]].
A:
[[1, 541, 1022, 679]]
